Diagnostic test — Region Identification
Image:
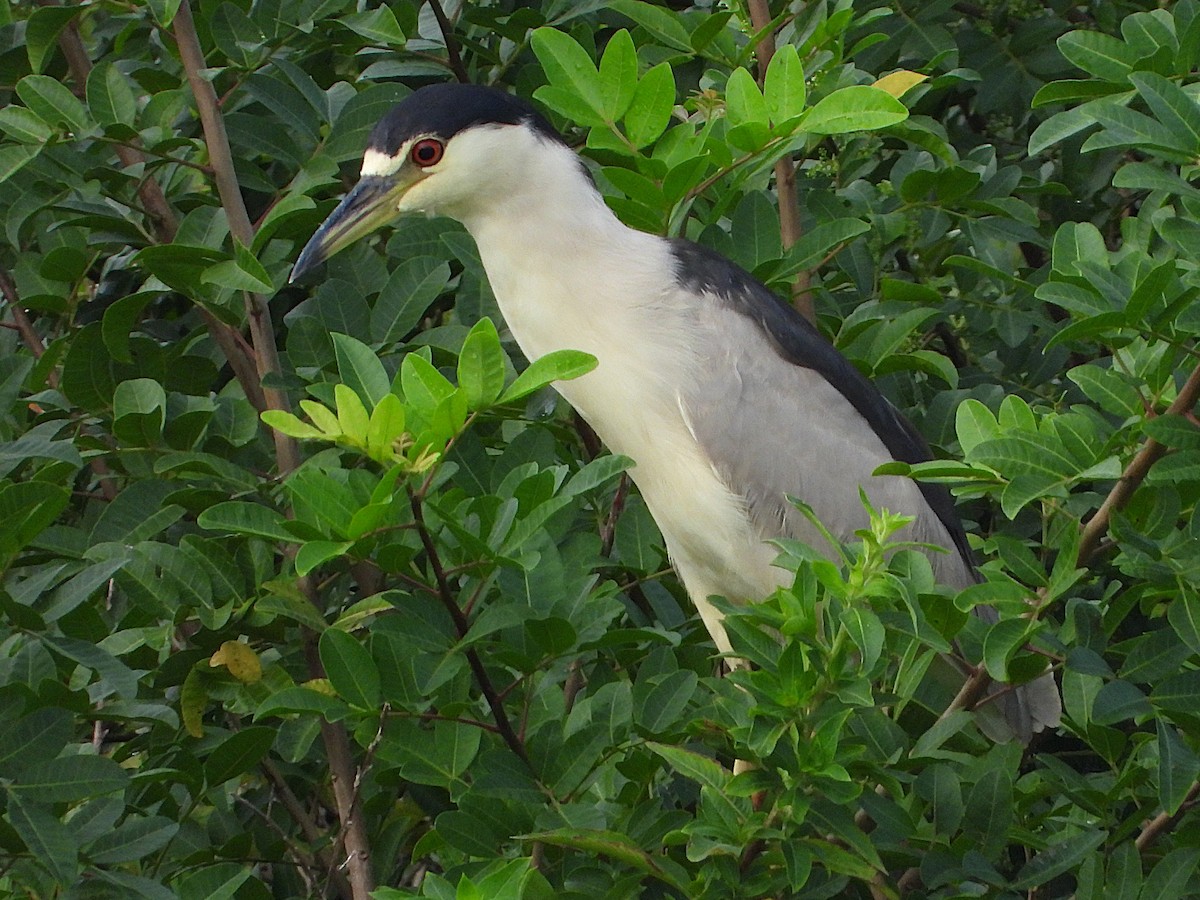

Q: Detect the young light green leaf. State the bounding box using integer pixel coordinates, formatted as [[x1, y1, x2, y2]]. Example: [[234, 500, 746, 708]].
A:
[[300, 399, 343, 437], [334, 382, 370, 438], [365, 393, 406, 462]]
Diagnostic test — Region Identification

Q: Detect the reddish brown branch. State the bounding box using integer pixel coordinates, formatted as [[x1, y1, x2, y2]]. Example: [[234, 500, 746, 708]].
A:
[[173, 0, 298, 470], [747, 0, 813, 322], [55, 8, 265, 408], [1077, 361, 1200, 566]]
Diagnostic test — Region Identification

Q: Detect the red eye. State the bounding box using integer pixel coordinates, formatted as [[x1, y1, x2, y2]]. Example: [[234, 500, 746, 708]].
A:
[[410, 138, 444, 167]]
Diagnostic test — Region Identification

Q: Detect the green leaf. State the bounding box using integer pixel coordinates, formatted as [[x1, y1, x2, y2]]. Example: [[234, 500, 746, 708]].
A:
[[0, 144, 42, 185], [0, 106, 53, 143], [1092, 679, 1152, 725], [634, 670, 697, 732], [204, 727, 277, 787], [1010, 829, 1108, 890], [607, 0, 693, 52], [725, 67, 768, 130], [198, 501, 295, 543], [841, 606, 886, 671], [319, 628, 381, 709], [499, 350, 598, 403], [333, 332, 390, 407], [1167, 592, 1200, 656], [0, 481, 70, 561], [521, 828, 688, 892], [646, 741, 731, 791], [458, 317, 507, 409], [982, 618, 1033, 681], [1140, 848, 1200, 900], [113, 377, 167, 446], [0, 709, 72, 779], [962, 769, 1013, 858], [1057, 30, 1139, 82], [372, 257, 450, 344], [339, 7, 406, 46], [625, 63, 675, 147], [598, 29, 638, 121], [764, 44, 806, 125], [295, 540, 354, 576], [11, 754, 131, 802], [202, 243, 273, 294], [804, 85, 908, 135], [1068, 365, 1142, 418], [25, 6, 79, 75], [531, 28, 605, 122], [85, 816, 178, 865], [1156, 720, 1200, 816], [7, 792, 79, 885], [87, 61, 137, 128], [16, 74, 93, 135], [1130, 71, 1200, 154]]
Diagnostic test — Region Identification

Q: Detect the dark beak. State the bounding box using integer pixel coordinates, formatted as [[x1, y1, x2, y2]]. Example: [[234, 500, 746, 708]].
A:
[[290, 175, 409, 282]]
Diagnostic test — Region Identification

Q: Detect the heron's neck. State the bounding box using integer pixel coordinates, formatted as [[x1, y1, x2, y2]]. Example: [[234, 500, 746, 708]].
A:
[[458, 146, 656, 303]]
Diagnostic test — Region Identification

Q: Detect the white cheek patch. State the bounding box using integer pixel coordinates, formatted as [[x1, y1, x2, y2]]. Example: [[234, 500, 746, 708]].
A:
[[360, 148, 405, 177]]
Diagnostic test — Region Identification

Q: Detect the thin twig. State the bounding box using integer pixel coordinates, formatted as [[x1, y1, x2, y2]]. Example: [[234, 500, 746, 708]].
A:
[[258, 760, 354, 900], [746, 0, 813, 322], [407, 488, 533, 767], [427, 0, 470, 84], [1077, 360, 1200, 566], [1135, 780, 1200, 853]]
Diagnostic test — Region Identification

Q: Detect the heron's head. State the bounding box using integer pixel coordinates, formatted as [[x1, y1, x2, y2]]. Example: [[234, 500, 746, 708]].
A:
[[291, 83, 566, 281]]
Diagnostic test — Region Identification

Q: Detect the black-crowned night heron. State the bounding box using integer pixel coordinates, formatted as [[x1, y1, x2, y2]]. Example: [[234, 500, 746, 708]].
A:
[[292, 83, 1060, 741]]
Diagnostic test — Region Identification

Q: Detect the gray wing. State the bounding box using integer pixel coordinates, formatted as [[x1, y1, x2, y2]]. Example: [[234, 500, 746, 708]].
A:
[[668, 239, 975, 588], [669, 240, 1061, 740]]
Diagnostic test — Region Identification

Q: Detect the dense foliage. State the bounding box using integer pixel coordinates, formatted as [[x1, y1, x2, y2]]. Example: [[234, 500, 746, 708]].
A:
[[2, 0, 1200, 897]]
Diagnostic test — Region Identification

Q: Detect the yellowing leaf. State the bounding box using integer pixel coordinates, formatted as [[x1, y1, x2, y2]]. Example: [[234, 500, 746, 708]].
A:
[[181, 668, 207, 738], [873, 70, 928, 99], [210, 640, 262, 683]]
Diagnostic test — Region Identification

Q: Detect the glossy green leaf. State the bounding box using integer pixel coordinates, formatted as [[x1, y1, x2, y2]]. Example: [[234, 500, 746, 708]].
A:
[[804, 85, 908, 135], [319, 627, 381, 709]]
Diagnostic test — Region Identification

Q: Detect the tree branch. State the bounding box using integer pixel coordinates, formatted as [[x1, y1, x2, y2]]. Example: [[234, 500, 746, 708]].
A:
[[1135, 780, 1200, 854], [259, 760, 354, 900], [173, 0, 298, 470], [1077, 360, 1200, 566], [408, 488, 533, 767], [54, 5, 266, 409], [746, 0, 813, 323], [427, 0, 470, 84]]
